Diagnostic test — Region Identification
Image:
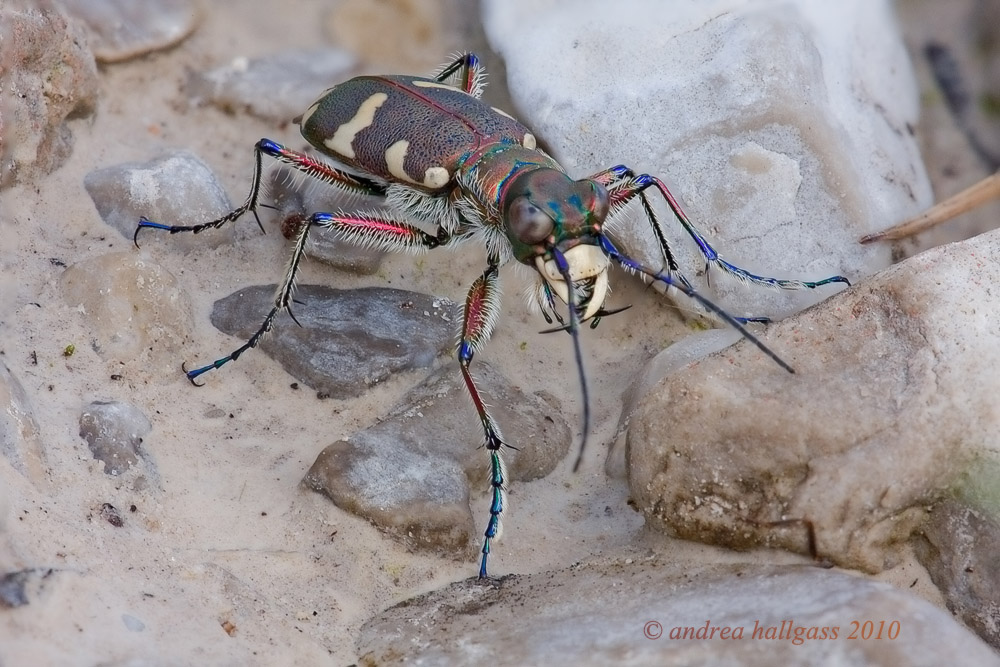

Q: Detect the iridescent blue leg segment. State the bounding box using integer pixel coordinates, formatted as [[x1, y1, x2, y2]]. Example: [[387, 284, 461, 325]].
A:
[[133, 139, 387, 248], [435, 52, 485, 98], [184, 211, 447, 385], [456, 263, 509, 578], [598, 234, 795, 374]]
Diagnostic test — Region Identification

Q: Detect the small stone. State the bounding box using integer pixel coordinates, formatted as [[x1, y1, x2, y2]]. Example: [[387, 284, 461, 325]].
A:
[[85, 151, 233, 246], [0, 363, 46, 484], [914, 499, 1000, 650], [0, 569, 52, 608], [210, 285, 456, 399], [0, 571, 31, 608], [627, 227, 1000, 573], [359, 556, 999, 665], [100, 503, 125, 527], [60, 252, 194, 376], [121, 613, 146, 632], [0, 4, 98, 188], [306, 439, 473, 554], [303, 362, 571, 555], [186, 49, 357, 123], [268, 168, 386, 275], [57, 0, 199, 63], [79, 401, 153, 476], [483, 0, 930, 320]]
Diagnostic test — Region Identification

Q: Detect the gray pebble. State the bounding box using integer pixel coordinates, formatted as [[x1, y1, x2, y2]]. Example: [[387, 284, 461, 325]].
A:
[[57, 0, 199, 63], [210, 285, 456, 399], [79, 401, 152, 475], [186, 49, 357, 123], [914, 499, 1000, 650], [121, 613, 146, 632], [85, 151, 233, 246], [268, 167, 386, 275], [0, 364, 45, 484]]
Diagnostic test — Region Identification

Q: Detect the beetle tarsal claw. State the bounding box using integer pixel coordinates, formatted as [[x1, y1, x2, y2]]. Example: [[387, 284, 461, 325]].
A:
[[535, 245, 611, 321]]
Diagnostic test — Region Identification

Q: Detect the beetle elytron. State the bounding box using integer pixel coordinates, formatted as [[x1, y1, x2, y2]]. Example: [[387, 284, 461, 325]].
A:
[[135, 53, 849, 578]]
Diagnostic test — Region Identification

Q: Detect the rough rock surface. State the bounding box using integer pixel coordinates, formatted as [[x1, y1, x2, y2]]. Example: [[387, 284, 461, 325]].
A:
[[0, 4, 98, 188], [628, 228, 1000, 573], [359, 554, 1000, 666], [914, 498, 1000, 650]]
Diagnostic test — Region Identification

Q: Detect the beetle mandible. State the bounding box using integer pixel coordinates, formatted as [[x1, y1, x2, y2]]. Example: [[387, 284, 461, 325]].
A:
[[134, 53, 850, 579]]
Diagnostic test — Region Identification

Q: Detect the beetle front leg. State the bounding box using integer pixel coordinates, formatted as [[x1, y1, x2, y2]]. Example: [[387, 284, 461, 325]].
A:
[[600, 166, 851, 291], [456, 263, 508, 579], [183, 211, 447, 384], [134, 139, 388, 246]]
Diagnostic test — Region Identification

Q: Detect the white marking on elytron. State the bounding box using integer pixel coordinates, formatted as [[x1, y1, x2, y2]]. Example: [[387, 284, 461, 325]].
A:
[[385, 140, 418, 185], [523, 132, 537, 150], [324, 92, 388, 159], [423, 166, 450, 189], [385, 139, 451, 189], [411, 79, 467, 93], [491, 106, 515, 120], [535, 245, 611, 321]]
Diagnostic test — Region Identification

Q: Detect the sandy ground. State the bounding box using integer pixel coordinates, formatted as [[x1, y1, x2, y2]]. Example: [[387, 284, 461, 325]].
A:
[[0, 2, 967, 664]]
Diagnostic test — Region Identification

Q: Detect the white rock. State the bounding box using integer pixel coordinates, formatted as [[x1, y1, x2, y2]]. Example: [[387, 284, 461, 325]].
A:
[[482, 0, 930, 320]]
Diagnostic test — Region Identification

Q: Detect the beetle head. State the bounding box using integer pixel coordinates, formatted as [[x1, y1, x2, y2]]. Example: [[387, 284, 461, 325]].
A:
[[502, 168, 611, 321]]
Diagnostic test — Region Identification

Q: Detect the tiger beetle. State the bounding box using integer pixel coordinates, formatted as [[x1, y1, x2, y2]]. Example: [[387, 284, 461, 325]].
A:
[[134, 53, 850, 579]]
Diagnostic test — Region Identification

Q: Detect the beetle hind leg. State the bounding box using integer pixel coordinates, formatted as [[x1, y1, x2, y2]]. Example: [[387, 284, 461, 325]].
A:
[[134, 139, 388, 247], [183, 211, 449, 385], [434, 52, 487, 98]]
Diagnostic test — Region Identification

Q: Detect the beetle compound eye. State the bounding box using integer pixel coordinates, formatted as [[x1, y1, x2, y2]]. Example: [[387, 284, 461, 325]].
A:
[[508, 197, 555, 244]]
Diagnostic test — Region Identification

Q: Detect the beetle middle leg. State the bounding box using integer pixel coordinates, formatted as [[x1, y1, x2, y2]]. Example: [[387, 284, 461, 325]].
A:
[[182, 211, 448, 384], [133, 139, 387, 246], [456, 262, 511, 578]]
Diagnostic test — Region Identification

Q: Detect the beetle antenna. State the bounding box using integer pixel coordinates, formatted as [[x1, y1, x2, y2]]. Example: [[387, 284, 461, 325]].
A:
[[549, 246, 591, 472]]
